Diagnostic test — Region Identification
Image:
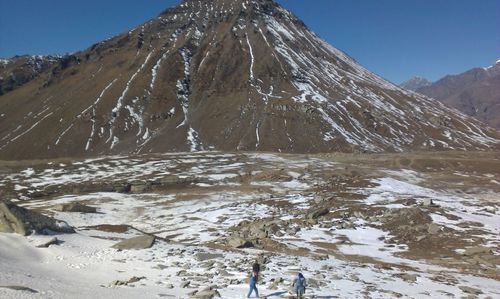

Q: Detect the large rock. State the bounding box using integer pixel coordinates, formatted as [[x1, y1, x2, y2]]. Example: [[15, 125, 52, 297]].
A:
[[459, 286, 482, 295], [427, 223, 441, 234], [129, 181, 150, 193], [307, 208, 330, 220], [111, 235, 156, 250], [421, 198, 434, 207], [269, 277, 284, 290], [399, 274, 418, 283], [0, 201, 75, 236], [190, 287, 221, 299], [53, 202, 97, 213]]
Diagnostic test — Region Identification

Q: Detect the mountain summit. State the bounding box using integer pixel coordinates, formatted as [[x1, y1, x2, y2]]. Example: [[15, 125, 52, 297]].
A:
[[0, 0, 498, 159], [400, 76, 432, 91]]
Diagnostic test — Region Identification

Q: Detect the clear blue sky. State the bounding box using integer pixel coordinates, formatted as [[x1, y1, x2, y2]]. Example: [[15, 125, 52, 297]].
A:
[[0, 0, 498, 83]]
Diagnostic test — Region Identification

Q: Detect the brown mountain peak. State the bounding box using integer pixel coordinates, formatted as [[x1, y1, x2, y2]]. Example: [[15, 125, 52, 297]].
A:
[[0, 1, 498, 159]]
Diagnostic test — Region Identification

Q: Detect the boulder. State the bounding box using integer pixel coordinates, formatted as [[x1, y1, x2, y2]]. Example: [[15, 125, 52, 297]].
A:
[[422, 198, 433, 207], [483, 206, 497, 214], [459, 286, 482, 295], [416, 235, 427, 242], [130, 181, 150, 193], [190, 286, 221, 299], [0, 201, 75, 236], [269, 277, 283, 290], [218, 269, 230, 276], [112, 235, 155, 250], [307, 207, 330, 220], [399, 274, 418, 283], [337, 221, 355, 230], [192, 289, 221, 299], [53, 202, 97, 213], [250, 227, 268, 239], [307, 278, 320, 288], [421, 198, 439, 207], [427, 223, 441, 234]]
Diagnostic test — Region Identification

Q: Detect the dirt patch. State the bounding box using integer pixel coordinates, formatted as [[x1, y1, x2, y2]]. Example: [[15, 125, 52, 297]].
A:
[[85, 224, 131, 233]]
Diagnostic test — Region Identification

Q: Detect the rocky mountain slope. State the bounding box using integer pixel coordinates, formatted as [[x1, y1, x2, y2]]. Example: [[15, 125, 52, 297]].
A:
[[407, 60, 500, 129], [0, 55, 62, 95], [400, 76, 432, 91], [0, 0, 498, 159]]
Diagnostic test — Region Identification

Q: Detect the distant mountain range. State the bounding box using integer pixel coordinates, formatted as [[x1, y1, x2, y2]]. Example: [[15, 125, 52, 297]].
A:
[[401, 60, 500, 128]]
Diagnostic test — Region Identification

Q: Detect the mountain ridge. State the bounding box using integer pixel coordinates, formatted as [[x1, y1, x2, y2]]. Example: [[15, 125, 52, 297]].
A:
[[402, 60, 500, 129]]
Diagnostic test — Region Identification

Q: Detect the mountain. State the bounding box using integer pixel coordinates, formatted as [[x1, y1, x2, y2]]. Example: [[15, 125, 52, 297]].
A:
[[0, 0, 498, 160], [410, 60, 500, 129], [0, 55, 62, 95], [400, 76, 432, 91]]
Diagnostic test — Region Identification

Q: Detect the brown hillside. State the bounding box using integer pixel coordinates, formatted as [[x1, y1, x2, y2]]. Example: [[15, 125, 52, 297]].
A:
[[0, 0, 498, 159]]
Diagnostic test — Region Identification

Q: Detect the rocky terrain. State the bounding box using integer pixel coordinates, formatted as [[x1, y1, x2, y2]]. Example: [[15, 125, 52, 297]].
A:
[[402, 60, 500, 129], [0, 0, 498, 160], [1, 151, 499, 298], [0, 55, 62, 95]]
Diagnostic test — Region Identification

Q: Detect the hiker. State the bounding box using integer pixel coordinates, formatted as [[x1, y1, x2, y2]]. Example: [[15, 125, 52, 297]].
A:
[[252, 261, 260, 275], [293, 272, 306, 298], [247, 270, 259, 298]]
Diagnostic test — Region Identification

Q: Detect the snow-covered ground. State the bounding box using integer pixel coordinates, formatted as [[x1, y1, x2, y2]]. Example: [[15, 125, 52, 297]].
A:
[[0, 152, 499, 298]]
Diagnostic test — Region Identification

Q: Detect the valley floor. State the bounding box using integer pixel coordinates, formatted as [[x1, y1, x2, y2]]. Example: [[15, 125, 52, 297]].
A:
[[0, 151, 499, 298]]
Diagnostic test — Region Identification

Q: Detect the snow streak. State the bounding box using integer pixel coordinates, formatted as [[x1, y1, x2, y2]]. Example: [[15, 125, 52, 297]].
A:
[[107, 51, 154, 147], [246, 35, 255, 82], [11, 113, 53, 143]]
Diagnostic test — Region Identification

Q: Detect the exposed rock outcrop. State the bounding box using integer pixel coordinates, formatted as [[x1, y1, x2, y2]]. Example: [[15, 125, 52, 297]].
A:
[[111, 234, 156, 250], [0, 201, 74, 235]]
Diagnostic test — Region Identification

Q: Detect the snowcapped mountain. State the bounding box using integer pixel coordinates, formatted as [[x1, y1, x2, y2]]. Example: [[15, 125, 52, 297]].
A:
[[409, 60, 500, 129], [400, 76, 432, 91], [0, 0, 498, 159]]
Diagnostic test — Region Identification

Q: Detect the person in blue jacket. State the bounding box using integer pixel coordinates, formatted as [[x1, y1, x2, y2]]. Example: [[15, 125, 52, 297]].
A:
[[247, 270, 259, 298], [293, 272, 306, 298]]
